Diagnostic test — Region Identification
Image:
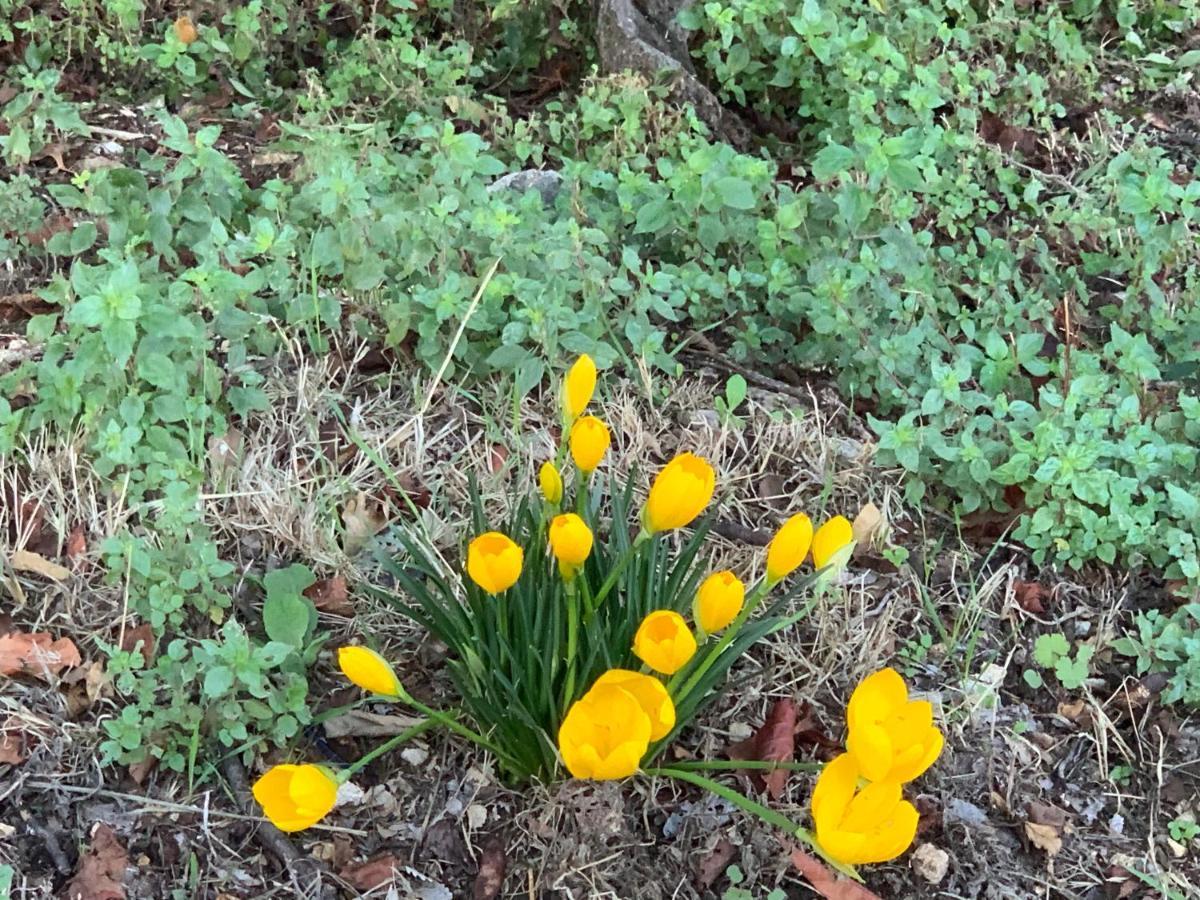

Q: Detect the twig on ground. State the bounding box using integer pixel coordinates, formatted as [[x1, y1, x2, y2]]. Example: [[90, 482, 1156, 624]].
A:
[[710, 520, 772, 546]]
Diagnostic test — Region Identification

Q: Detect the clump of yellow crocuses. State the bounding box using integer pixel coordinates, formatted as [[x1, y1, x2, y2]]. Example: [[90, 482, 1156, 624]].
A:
[[247, 354, 937, 878]]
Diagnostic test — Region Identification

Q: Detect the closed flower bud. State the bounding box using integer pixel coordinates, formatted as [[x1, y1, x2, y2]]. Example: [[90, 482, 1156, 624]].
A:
[[539, 461, 563, 505], [811, 753, 919, 866], [252, 764, 338, 832], [592, 668, 676, 741], [765, 512, 813, 583], [466, 531, 524, 595], [632, 610, 697, 675], [846, 668, 944, 784], [558, 683, 651, 779], [338, 646, 403, 698], [569, 416, 610, 474], [562, 354, 597, 422], [643, 453, 716, 533], [693, 570, 745, 633], [812, 515, 854, 570], [549, 513, 593, 579]]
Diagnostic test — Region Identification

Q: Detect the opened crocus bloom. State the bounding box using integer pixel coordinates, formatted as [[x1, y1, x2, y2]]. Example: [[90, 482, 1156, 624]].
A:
[[765, 512, 813, 583], [632, 610, 697, 675], [563, 354, 597, 422], [812, 515, 854, 570], [338, 646, 403, 697], [693, 570, 745, 633], [643, 453, 716, 533], [811, 753, 919, 866], [252, 764, 338, 832], [466, 531, 524, 594], [549, 512, 594, 579], [591, 668, 675, 741], [846, 668, 944, 783], [569, 415, 610, 474], [558, 682, 652, 779]]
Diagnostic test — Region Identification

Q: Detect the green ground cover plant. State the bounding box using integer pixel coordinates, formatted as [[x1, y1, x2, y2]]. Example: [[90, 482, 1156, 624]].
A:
[[3, 0, 1200, 797]]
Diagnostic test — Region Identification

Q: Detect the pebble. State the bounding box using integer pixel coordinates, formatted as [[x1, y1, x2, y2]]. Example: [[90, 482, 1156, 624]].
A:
[[911, 843, 950, 884]]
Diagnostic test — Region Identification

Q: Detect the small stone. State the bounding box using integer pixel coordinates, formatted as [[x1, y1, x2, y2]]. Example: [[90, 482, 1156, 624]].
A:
[[1109, 814, 1125, 835], [336, 781, 366, 807], [466, 804, 487, 829], [487, 169, 563, 206], [911, 843, 950, 884], [943, 798, 988, 829], [401, 746, 429, 766]]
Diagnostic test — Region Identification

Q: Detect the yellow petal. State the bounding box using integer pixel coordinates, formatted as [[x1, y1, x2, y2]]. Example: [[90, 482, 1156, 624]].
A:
[[841, 780, 901, 833], [847, 720, 896, 783], [549, 513, 594, 568], [563, 354, 597, 421], [892, 727, 944, 783], [693, 570, 745, 633], [815, 827, 872, 867], [846, 667, 907, 730], [632, 610, 696, 675], [539, 462, 563, 505], [765, 513, 812, 582], [643, 453, 716, 533], [811, 515, 854, 569], [858, 799, 919, 864], [338, 646, 403, 697], [569, 416, 610, 474], [593, 669, 676, 741], [810, 752, 858, 832]]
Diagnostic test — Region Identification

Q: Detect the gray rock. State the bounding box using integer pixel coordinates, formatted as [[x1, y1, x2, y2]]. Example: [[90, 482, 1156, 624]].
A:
[[595, 0, 752, 147], [943, 797, 989, 829], [487, 169, 564, 206]]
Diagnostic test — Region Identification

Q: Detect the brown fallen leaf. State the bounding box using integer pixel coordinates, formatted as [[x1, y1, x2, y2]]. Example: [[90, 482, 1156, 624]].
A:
[[173, 15, 198, 45], [0, 630, 82, 679], [850, 502, 883, 549], [63, 660, 106, 716], [790, 848, 883, 900], [119, 624, 156, 666], [10, 549, 70, 581], [64, 823, 127, 900], [305, 575, 354, 617], [128, 756, 157, 785], [0, 716, 27, 764], [473, 838, 507, 900], [322, 709, 423, 739], [339, 854, 398, 892], [207, 428, 243, 475], [66, 526, 87, 566], [341, 492, 389, 555], [1024, 821, 1063, 855], [1013, 580, 1047, 614], [697, 836, 737, 888], [487, 443, 509, 475], [729, 698, 797, 800]]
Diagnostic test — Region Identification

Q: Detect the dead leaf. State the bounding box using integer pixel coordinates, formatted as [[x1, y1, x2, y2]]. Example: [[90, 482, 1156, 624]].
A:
[[697, 837, 737, 888], [794, 701, 840, 752], [63, 660, 106, 716], [207, 428, 243, 475], [341, 492, 389, 555], [128, 756, 157, 785], [0, 717, 27, 764], [173, 15, 198, 45], [487, 443, 509, 474], [119, 624, 156, 666], [323, 709, 423, 739], [472, 838, 507, 900], [850, 502, 883, 548], [10, 549, 70, 581], [304, 575, 354, 617], [66, 526, 87, 565], [979, 111, 1041, 156], [1024, 821, 1063, 855], [1027, 800, 1069, 828], [1013, 580, 1047, 614], [64, 823, 127, 900], [728, 698, 797, 799], [250, 150, 299, 167], [0, 630, 82, 679], [339, 855, 398, 892], [790, 848, 883, 900]]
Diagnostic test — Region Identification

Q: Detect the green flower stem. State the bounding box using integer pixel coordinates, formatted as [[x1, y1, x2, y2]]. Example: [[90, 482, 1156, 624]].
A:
[[665, 759, 822, 773], [669, 579, 769, 701], [398, 691, 505, 758], [562, 578, 580, 711], [643, 766, 861, 882], [586, 529, 650, 617], [338, 717, 439, 781]]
